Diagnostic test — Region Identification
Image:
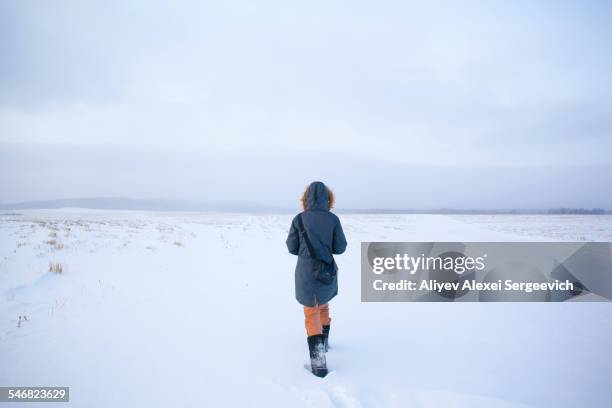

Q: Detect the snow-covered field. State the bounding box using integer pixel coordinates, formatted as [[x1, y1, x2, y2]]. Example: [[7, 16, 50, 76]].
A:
[[1, 210, 611, 407]]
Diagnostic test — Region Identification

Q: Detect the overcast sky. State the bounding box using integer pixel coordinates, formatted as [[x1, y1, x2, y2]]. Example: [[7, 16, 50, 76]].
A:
[[1, 0, 611, 209]]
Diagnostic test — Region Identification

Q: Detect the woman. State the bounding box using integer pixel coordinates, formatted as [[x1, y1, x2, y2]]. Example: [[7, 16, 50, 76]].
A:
[[286, 181, 347, 377]]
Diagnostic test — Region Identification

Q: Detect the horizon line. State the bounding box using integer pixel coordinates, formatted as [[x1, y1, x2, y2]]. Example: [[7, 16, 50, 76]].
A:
[[0, 197, 609, 215]]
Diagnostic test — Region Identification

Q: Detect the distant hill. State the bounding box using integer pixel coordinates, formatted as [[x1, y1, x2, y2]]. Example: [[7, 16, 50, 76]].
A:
[[0, 198, 292, 213]]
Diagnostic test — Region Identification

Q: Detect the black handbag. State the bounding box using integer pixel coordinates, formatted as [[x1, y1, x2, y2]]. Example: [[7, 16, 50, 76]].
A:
[[297, 214, 337, 285]]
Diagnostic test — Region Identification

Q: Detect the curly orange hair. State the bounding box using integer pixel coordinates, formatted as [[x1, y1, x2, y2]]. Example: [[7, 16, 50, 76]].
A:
[[301, 184, 335, 210]]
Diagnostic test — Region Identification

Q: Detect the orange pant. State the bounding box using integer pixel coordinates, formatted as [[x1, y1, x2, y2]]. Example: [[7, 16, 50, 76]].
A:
[[303, 303, 331, 336]]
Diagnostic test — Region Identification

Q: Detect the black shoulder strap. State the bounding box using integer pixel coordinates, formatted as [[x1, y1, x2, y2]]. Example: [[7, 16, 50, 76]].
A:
[[296, 214, 317, 259]]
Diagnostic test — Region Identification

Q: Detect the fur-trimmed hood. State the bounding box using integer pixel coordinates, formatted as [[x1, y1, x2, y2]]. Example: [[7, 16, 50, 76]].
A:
[[303, 181, 332, 211]]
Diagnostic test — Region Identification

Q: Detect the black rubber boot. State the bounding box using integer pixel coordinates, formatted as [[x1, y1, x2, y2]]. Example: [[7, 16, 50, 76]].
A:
[[307, 334, 328, 377], [322, 325, 331, 352]]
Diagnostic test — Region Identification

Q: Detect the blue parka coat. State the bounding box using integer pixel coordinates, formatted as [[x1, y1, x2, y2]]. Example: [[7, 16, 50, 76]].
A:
[[286, 182, 347, 307]]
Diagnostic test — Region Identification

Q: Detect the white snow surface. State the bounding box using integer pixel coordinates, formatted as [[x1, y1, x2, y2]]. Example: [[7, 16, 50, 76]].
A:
[[1, 210, 611, 407]]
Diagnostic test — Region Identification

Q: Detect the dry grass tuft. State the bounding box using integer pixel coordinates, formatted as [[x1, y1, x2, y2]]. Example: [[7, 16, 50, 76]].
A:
[[44, 239, 64, 250], [49, 262, 64, 274]]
